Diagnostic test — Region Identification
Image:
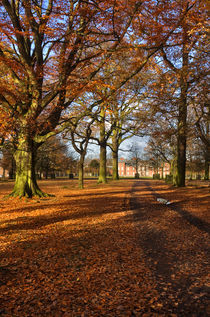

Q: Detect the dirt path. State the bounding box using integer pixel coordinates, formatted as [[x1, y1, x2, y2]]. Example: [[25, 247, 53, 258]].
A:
[[130, 180, 209, 316]]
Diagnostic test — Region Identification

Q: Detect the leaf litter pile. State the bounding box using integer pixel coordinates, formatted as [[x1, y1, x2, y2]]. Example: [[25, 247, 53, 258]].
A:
[[0, 179, 209, 316]]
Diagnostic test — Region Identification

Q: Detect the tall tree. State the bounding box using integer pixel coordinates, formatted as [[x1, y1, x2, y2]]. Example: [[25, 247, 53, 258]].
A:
[[189, 24, 209, 180], [36, 136, 72, 179], [129, 142, 143, 178], [90, 102, 115, 184], [0, 0, 199, 196], [109, 91, 145, 180], [66, 116, 95, 189], [158, 0, 208, 186], [0, 0, 143, 196]]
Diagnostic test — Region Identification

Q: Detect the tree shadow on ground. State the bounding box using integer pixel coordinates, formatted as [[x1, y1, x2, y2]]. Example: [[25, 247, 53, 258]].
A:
[[129, 181, 209, 316], [145, 181, 210, 235], [0, 190, 130, 215], [0, 210, 149, 316], [0, 195, 129, 234]]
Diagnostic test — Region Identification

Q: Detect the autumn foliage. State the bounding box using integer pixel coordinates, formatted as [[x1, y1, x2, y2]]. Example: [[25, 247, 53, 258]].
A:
[[0, 179, 209, 315], [0, 2, 209, 316], [0, 0, 208, 196]]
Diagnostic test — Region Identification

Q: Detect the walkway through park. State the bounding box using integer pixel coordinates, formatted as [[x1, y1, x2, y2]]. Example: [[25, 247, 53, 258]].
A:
[[130, 180, 209, 316]]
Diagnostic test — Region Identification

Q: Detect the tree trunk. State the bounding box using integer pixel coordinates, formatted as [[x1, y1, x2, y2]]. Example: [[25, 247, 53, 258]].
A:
[[172, 158, 177, 185], [10, 138, 48, 198], [112, 150, 119, 180], [204, 147, 209, 180], [98, 142, 107, 183], [98, 107, 107, 184], [175, 85, 187, 187], [204, 115, 209, 180], [9, 157, 16, 179], [175, 28, 189, 187], [112, 133, 119, 180], [78, 155, 85, 189]]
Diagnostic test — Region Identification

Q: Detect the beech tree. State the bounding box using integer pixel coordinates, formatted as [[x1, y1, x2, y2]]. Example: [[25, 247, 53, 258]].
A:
[[65, 115, 95, 189], [91, 102, 116, 184], [0, 0, 144, 196], [191, 99, 209, 180], [91, 51, 153, 181], [189, 26, 209, 180], [0, 1, 199, 196], [36, 136, 72, 179], [109, 89, 147, 180], [129, 142, 143, 178], [186, 136, 205, 179], [195, 107, 209, 180], [146, 133, 175, 170], [89, 159, 99, 176], [158, 0, 208, 186]]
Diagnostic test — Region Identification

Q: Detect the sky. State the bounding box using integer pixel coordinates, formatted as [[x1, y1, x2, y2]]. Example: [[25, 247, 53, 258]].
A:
[[86, 135, 147, 161]]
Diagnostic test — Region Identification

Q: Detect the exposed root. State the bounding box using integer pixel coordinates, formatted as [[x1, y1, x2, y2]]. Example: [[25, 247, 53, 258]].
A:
[[5, 190, 55, 199]]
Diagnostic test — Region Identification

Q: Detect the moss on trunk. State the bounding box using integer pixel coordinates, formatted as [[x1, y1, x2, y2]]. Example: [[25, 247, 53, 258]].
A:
[[78, 156, 84, 189], [98, 143, 107, 183], [9, 139, 49, 198]]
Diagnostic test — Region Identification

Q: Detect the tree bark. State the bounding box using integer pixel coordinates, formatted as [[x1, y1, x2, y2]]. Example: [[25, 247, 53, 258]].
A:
[[98, 142, 107, 183], [98, 107, 107, 184], [112, 150, 119, 180], [204, 147, 209, 180], [175, 78, 188, 187], [112, 132, 119, 180], [175, 27, 189, 187], [78, 155, 85, 189], [10, 138, 48, 198], [204, 112, 209, 180], [161, 166, 164, 179]]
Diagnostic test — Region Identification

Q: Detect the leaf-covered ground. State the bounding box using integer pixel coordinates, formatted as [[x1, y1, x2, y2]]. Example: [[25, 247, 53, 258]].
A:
[[0, 179, 209, 316]]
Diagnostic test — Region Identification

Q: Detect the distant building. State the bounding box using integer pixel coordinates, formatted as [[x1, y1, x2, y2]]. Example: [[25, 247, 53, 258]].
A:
[[118, 158, 170, 178]]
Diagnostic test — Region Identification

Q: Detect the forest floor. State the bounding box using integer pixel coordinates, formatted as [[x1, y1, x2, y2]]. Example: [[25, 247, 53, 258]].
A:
[[0, 179, 209, 316]]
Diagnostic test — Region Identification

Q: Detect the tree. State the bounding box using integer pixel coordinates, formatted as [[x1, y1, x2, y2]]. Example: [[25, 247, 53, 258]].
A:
[[145, 135, 174, 173], [89, 51, 151, 181], [0, 0, 144, 196], [189, 29, 209, 180], [158, 0, 208, 186], [65, 115, 95, 189], [0, 1, 199, 196], [36, 136, 72, 179], [186, 136, 205, 179], [195, 105, 209, 180], [89, 159, 99, 176], [109, 74, 152, 180], [129, 142, 143, 178]]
